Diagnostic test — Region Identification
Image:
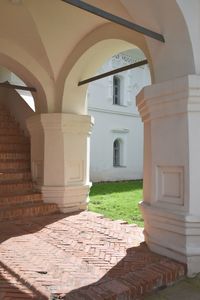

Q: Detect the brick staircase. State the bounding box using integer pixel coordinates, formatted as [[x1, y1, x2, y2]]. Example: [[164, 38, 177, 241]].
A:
[[0, 105, 59, 221]]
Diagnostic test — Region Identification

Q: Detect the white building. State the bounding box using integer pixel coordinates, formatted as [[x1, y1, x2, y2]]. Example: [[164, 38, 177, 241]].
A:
[[88, 49, 151, 182]]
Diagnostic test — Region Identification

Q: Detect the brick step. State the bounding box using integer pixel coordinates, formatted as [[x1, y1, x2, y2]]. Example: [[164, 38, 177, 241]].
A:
[[0, 202, 59, 221], [0, 107, 60, 222], [0, 127, 22, 136], [0, 180, 34, 194], [0, 171, 32, 182], [0, 115, 15, 122], [0, 121, 20, 128], [0, 135, 29, 144], [0, 192, 42, 207], [0, 160, 30, 171], [0, 104, 7, 109], [0, 110, 10, 116], [0, 152, 30, 160], [0, 143, 30, 152]]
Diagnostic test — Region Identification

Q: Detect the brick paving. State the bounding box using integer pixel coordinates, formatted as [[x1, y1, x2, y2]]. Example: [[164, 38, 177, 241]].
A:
[[0, 211, 186, 299]]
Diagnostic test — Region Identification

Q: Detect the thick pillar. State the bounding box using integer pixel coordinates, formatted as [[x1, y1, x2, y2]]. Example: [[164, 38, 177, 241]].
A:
[[137, 75, 200, 276], [27, 114, 44, 188], [27, 113, 93, 213]]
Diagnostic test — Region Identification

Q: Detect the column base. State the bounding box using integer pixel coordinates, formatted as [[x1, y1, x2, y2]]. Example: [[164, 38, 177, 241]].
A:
[[42, 184, 91, 213], [140, 201, 200, 277]]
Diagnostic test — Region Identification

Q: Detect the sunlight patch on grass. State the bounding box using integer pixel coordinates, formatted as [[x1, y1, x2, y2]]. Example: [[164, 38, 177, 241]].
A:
[[88, 180, 144, 227]]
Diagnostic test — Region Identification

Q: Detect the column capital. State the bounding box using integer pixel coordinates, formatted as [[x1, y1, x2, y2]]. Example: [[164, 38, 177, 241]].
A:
[[28, 113, 94, 213], [40, 113, 94, 136], [137, 75, 200, 122]]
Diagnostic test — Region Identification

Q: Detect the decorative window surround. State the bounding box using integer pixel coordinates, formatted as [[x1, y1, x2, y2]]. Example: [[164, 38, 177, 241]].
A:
[[107, 76, 113, 102], [113, 75, 121, 105], [113, 139, 121, 167], [111, 51, 145, 69], [111, 131, 128, 168], [111, 128, 129, 134]]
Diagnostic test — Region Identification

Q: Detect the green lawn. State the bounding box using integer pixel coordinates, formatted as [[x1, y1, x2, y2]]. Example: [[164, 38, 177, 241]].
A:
[[88, 180, 144, 227]]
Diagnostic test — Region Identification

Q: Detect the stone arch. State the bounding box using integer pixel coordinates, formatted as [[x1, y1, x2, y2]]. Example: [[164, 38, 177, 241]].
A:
[[58, 22, 150, 114], [0, 38, 55, 113], [57, 0, 195, 115]]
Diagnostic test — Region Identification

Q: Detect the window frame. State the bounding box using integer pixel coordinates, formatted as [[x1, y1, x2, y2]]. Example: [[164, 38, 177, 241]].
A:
[[113, 139, 121, 167], [113, 75, 121, 105]]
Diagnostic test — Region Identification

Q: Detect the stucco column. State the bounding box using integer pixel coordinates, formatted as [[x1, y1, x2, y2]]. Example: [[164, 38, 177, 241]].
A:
[[137, 75, 200, 276], [26, 114, 44, 188], [41, 113, 93, 213], [27, 113, 94, 213]]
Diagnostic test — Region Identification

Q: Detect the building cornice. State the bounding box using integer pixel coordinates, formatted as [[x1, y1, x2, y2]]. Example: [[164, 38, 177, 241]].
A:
[[88, 107, 140, 118]]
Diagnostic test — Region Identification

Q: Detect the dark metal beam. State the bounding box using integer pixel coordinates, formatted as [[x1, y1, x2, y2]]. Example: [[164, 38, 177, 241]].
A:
[[62, 0, 165, 42], [78, 59, 148, 86], [0, 82, 36, 92]]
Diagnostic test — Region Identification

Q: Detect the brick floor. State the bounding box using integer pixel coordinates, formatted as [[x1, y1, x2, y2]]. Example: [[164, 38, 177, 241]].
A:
[[0, 211, 186, 300]]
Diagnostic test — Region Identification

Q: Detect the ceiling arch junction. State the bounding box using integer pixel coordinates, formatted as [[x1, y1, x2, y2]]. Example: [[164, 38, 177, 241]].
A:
[[0, 0, 196, 114]]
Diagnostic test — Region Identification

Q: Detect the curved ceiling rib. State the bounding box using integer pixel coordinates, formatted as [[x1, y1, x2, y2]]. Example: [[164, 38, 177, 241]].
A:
[[62, 0, 165, 42]]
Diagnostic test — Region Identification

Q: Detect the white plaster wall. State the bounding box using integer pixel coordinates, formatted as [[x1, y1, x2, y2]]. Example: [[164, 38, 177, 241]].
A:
[[10, 73, 35, 111], [3, 87, 34, 136], [89, 110, 144, 182], [88, 49, 151, 182]]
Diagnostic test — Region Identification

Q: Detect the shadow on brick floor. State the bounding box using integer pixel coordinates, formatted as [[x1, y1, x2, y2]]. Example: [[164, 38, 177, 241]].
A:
[[60, 243, 186, 300], [0, 213, 72, 300], [0, 212, 76, 244], [0, 261, 48, 300], [0, 212, 186, 300]]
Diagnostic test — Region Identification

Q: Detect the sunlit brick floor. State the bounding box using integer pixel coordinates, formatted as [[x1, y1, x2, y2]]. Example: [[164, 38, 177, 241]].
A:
[[0, 211, 185, 299]]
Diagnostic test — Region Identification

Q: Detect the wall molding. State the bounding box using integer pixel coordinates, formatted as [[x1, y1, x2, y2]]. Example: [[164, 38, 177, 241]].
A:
[[88, 106, 140, 117]]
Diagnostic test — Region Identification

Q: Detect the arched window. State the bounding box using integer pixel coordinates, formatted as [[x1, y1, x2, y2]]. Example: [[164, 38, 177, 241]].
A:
[[113, 139, 121, 166], [113, 76, 121, 105]]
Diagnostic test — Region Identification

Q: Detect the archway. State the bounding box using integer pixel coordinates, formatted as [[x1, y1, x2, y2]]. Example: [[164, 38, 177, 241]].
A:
[[54, 1, 199, 275], [0, 50, 49, 114], [0, 66, 36, 135], [87, 47, 150, 179], [86, 47, 151, 226], [59, 23, 152, 115], [21, 0, 199, 276], [45, 35, 151, 214]]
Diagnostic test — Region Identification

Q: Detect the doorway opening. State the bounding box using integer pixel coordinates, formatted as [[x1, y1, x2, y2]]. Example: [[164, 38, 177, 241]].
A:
[[86, 48, 151, 226]]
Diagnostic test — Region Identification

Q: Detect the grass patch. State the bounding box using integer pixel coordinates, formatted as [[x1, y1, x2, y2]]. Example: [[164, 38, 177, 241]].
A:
[[88, 180, 144, 227]]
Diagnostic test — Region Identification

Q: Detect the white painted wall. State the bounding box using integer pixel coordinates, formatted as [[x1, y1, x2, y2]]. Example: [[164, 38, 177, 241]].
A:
[[88, 49, 151, 182], [0, 67, 34, 135]]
